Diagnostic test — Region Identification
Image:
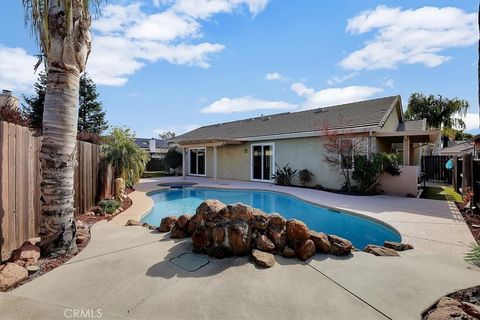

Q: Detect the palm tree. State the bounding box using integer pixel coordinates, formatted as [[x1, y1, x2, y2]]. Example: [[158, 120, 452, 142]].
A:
[[22, 0, 101, 255]]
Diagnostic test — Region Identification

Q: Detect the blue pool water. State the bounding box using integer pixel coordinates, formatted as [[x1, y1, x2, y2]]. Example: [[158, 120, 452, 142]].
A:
[[142, 187, 401, 249]]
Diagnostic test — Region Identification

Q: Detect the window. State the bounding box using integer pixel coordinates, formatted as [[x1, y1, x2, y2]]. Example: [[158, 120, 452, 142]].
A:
[[189, 148, 206, 176], [251, 143, 274, 181], [338, 137, 368, 170]]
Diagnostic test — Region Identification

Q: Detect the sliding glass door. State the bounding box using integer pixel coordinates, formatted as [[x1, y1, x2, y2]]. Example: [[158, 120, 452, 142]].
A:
[[189, 148, 206, 176], [251, 144, 274, 181]]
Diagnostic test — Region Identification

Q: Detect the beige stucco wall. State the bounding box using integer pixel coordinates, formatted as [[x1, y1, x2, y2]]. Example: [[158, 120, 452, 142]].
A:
[[217, 144, 250, 180], [379, 165, 420, 196], [380, 105, 400, 132]]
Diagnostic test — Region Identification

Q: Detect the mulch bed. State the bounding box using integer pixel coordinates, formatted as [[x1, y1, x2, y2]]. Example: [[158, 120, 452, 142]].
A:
[[19, 195, 132, 286], [456, 203, 480, 243]]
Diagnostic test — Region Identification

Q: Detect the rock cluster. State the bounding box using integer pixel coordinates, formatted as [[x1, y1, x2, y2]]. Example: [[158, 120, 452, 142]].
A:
[[114, 178, 128, 202], [158, 200, 354, 268], [363, 241, 413, 257], [424, 297, 480, 320]]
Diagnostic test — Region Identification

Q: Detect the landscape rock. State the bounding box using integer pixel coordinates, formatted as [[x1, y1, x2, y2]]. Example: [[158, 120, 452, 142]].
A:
[[228, 221, 252, 255], [0, 263, 28, 291], [252, 211, 269, 230], [256, 235, 275, 252], [196, 200, 226, 222], [425, 297, 476, 320], [286, 219, 310, 244], [220, 203, 255, 222], [211, 226, 226, 245], [268, 214, 286, 230], [462, 302, 480, 319], [158, 216, 177, 232], [282, 246, 296, 258], [384, 241, 414, 251], [170, 224, 188, 238], [251, 249, 275, 268], [192, 226, 210, 251], [267, 229, 288, 251], [328, 235, 353, 256], [296, 239, 316, 261], [310, 231, 331, 253], [188, 213, 205, 234], [9, 241, 41, 268], [177, 215, 192, 229], [364, 245, 400, 257], [125, 219, 141, 226]]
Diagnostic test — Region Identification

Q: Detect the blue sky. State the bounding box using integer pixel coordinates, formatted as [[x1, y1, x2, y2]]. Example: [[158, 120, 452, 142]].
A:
[[0, 0, 479, 137]]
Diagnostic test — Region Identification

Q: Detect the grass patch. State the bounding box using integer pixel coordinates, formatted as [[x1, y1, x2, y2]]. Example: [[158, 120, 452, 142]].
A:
[[421, 186, 462, 202], [142, 171, 171, 178]]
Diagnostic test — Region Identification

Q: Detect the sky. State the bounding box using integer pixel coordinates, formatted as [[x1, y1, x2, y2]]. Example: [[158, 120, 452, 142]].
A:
[[0, 0, 479, 138]]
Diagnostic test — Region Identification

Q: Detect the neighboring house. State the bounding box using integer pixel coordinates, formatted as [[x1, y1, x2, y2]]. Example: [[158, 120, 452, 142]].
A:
[[0, 90, 19, 109], [439, 141, 475, 156], [172, 96, 440, 196], [135, 138, 169, 171], [468, 134, 480, 157]]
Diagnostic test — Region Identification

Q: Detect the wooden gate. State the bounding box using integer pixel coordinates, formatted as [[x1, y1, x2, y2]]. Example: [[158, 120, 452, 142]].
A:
[[421, 155, 453, 183]]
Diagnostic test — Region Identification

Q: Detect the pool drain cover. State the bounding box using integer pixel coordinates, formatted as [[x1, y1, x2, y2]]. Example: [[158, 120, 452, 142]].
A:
[[170, 253, 209, 272]]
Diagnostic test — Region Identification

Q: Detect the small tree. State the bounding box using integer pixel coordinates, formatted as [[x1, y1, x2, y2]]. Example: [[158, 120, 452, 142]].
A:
[[321, 124, 367, 192], [165, 147, 182, 173], [158, 131, 176, 140], [352, 153, 401, 193], [103, 127, 150, 187]]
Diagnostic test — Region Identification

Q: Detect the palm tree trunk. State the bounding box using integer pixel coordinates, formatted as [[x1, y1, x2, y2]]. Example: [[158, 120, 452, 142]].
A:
[[39, 68, 80, 255], [38, 0, 92, 256]]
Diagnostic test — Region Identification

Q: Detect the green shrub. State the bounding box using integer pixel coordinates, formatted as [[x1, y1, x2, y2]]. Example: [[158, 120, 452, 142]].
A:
[[352, 153, 401, 193], [99, 199, 121, 214], [465, 243, 480, 266], [272, 163, 297, 186], [103, 127, 149, 187], [299, 169, 314, 186]]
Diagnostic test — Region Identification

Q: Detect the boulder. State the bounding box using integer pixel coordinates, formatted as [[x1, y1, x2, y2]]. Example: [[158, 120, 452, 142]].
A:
[[252, 211, 269, 231], [296, 239, 316, 261], [0, 263, 28, 292], [364, 245, 399, 257], [158, 216, 177, 232], [328, 235, 353, 256], [310, 231, 331, 253], [196, 200, 226, 222], [220, 203, 255, 222], [426, 297, 476, 320], [188, 213, 205, 234], [251, 249, 275, 268], [384, 241, 413, 251], [177, 215, 192, 229], [267, 229, 288, 251], [256, 235, 275, 252], [9, 241, 41, 268], [211, 226, 226, 245], [227, 222, 252, 255], [192, 226, 210, 251], [286, 219, 310, 244], [268, 214, 286, 230], [282, 246, 296, 258], [125, 219, 141, 226], [462, 302, 480, 319], [170, 224, 188, 238]]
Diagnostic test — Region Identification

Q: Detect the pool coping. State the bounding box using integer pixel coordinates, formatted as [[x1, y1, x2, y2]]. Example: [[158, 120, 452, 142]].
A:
[[142, 185, 403, 242]]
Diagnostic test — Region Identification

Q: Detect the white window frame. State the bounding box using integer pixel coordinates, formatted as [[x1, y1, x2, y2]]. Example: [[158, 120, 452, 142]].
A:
[[188, 147, 207, 177], [250, 143, 275, 182]]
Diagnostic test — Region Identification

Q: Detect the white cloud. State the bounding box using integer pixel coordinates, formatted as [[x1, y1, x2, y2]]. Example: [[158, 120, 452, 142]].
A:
[[201, 96, 299, 113], [464, 113, 479, 132], [88, 1, 268, 86], [326, 72, 358, 85], [153, 124, 200, 135], [265, 72, 283, 81], [379, 77, 394, 88], [172, 0, 269, 19], [291, 82, 383, 109], [0, 46, 44, 93], [341, 6, 477, 70]]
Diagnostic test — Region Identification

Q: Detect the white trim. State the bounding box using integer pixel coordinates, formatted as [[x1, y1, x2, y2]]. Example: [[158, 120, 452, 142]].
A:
[[250, 143, 275, 182], [188, 147, 207, 177]]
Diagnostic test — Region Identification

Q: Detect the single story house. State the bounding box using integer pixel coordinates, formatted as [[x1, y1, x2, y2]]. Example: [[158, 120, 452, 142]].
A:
[[135, 138, 169, 171], [439, 141, 475, 156], [172, 96, 440, 196]]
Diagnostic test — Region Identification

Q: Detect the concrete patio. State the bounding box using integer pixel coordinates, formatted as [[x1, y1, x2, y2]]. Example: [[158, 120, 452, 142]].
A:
[[0, 177, 478, 320]]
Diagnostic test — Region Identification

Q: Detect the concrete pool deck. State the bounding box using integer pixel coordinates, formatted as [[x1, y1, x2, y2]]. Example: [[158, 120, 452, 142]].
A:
[[0, 177, 478, 320]]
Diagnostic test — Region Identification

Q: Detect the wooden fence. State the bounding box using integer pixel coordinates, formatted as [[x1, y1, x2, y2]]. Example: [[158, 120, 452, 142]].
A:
[[452, 154, 480, 209], [0, 121, 113, 260], [421, 155, 453, 183]]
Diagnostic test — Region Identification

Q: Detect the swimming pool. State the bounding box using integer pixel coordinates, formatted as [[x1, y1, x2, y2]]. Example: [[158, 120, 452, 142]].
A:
[[142, 187, 401, 249]]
